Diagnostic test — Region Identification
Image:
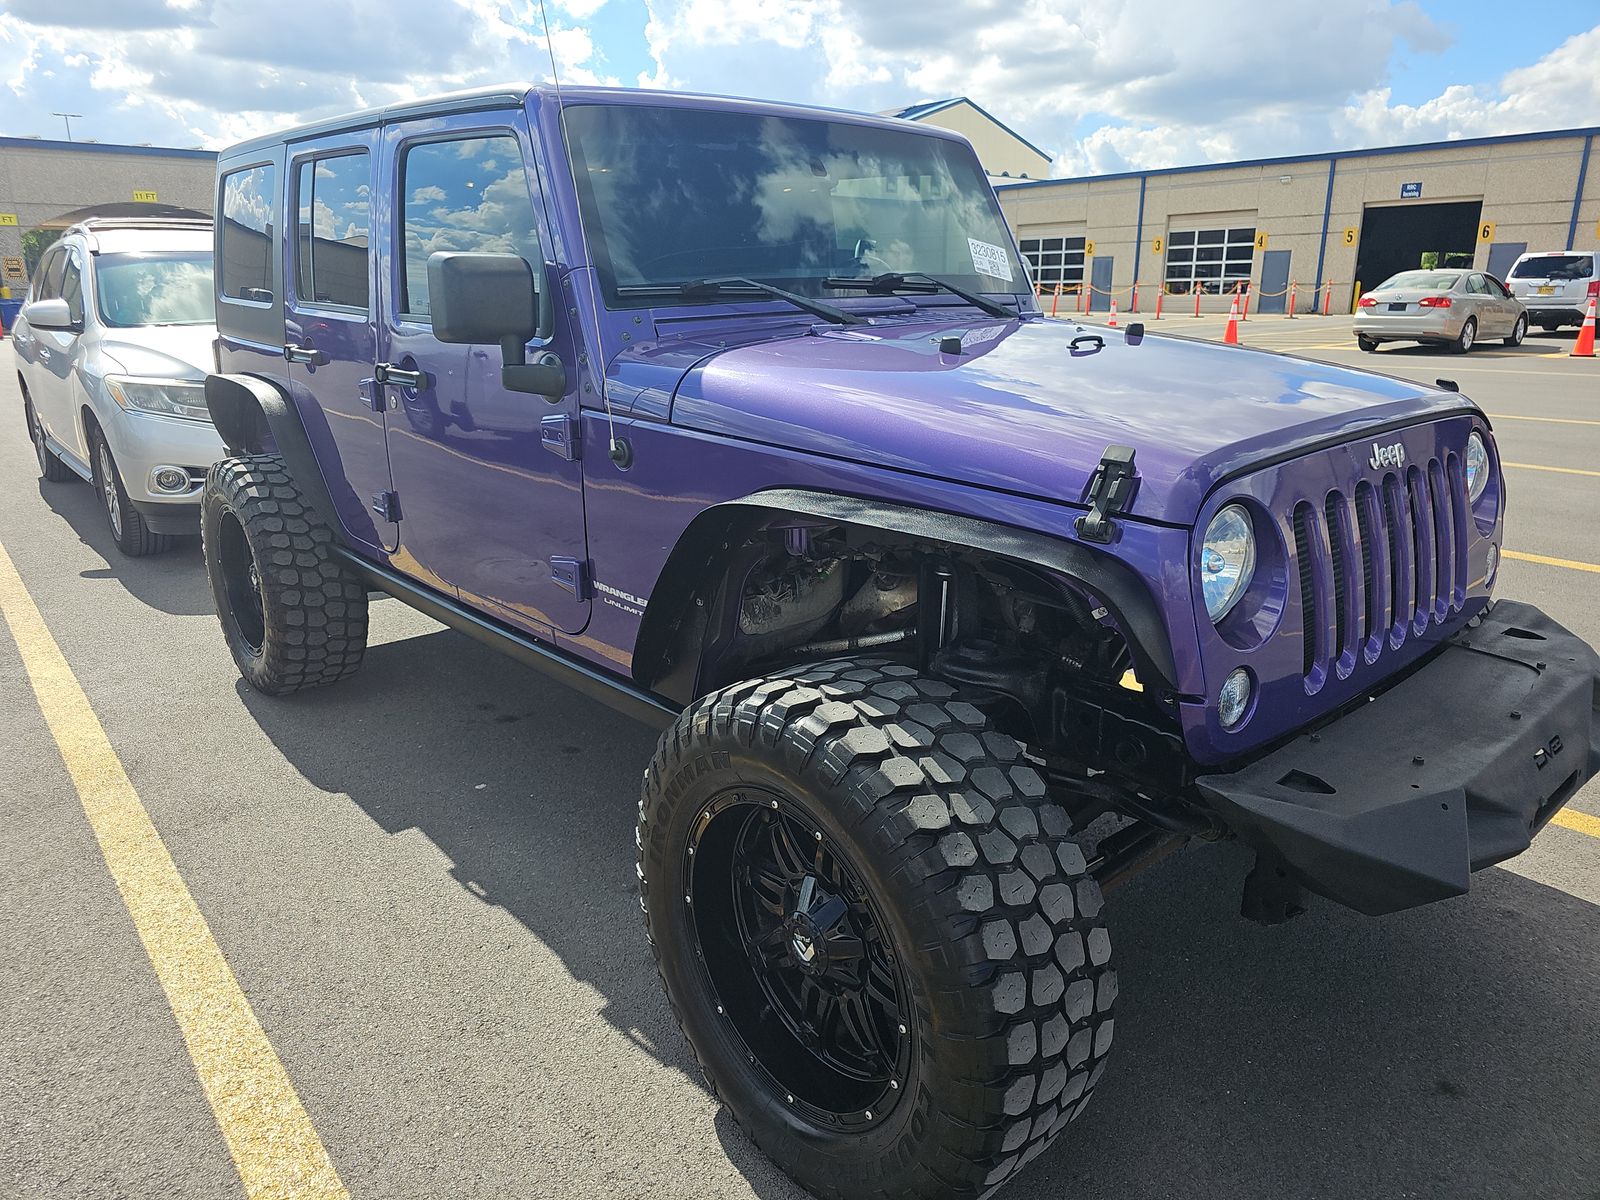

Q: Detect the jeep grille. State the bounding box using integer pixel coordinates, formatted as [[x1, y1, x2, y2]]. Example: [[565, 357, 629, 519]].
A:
[[1292, 452, 1469, 692]]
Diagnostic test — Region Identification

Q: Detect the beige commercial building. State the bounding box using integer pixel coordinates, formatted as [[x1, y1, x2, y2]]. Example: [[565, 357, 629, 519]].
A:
[[0, 136, 216, 296], [995, 126, 1600, 315], [886, 97, 1053, 182]]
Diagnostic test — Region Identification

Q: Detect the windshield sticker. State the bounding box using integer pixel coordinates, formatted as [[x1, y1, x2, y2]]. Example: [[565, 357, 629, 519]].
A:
[[968, 238, 1015, 283]]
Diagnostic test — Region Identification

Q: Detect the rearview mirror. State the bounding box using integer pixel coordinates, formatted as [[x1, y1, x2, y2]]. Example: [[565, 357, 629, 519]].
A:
[[22, 297, 75, 331], [427, 252, 565, 399]]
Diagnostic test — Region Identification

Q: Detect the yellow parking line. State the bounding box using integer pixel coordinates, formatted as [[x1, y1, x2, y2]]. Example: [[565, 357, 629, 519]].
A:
[[1552, 809, 1600, 840], [1503, 461, 1600, 478], [1488, 413, 1600, 426], [1503, 549, 1600, 575], [0, 540, 348, 1200]]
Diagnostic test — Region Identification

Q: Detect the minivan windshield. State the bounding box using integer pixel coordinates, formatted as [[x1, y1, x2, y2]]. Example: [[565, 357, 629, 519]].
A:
[[562, 104, 1024, 307], [1510, 254, 1594, 280], [95, 252, 215, 327], [1379, 271, 1460, 290]]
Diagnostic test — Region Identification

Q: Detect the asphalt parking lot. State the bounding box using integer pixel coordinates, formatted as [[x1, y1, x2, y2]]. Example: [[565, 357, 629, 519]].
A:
[[2, 320, 1598, 1200]]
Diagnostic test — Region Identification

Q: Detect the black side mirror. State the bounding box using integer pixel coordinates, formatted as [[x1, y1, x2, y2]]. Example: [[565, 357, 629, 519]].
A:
[[426, 252, 566, 399]]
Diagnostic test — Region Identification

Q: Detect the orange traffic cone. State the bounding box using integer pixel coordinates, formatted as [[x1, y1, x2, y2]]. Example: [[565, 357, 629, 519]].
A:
[[1107, 298, 1119, 328], [1571, 296, 1596, 358], [1222, 294, 1241, 345]]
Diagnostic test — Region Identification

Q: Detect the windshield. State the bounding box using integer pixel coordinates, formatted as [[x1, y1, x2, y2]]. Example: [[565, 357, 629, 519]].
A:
[[1510, 254, 1593, 280], [1379, 271, 1460, 290], [95, 252, 215, 327], [563, 104, 1023, 307]]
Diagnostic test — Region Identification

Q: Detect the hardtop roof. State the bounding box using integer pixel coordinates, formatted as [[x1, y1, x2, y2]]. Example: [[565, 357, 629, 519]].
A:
[[216, 83, 971, 163]]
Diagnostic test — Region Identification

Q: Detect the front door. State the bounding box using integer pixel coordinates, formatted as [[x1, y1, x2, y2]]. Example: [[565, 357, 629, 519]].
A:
[[376, 113, 590, 636], [283, 130, 393, 553], [1257, 249, 1290, 314], [1089, 255, 1114, 312]]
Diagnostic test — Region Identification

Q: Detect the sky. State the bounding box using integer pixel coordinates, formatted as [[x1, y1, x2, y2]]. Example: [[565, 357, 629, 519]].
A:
[[2, 0, 1597, 176]]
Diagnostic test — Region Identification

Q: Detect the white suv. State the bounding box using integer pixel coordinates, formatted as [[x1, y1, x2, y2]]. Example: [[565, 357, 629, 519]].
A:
[[13, 218, 223, 555], [1504, 249, 1599, 332]]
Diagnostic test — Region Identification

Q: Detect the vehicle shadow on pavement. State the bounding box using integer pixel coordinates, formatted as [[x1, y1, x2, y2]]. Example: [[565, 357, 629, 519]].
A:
[[35, 477, 210, 616], [240, 623, 1600, 1200]]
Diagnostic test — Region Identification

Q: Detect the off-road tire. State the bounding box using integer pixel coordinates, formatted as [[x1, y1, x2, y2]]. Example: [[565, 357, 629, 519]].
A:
[[91, 429, 175, 557], [1452, 317, 1477, 354], [639, 659, 1116, 1200], [201, 453, 367, 695], [1357, 334, 1378, 352], [1503, 314, 1527, 347], [22, 386, 73, 482]]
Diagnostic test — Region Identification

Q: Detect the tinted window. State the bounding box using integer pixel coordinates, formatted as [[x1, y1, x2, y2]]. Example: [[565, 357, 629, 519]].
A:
[[1379, 271, 1460, 290], [35, 247, 65, 301], [60, 253, 84, 324], [220, 164, 277, 303], [1486, 275, 1512, 298], [1509, 254, 1594, 280], [294, 152, 371, 309], [1466, 274, 1489, 295], [96, 253, 215, 327], [563, 105, 1022, 304], [400, 135, 539, 318]]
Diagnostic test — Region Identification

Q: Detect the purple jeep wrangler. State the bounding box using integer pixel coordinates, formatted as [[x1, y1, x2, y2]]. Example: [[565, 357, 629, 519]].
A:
[[201, 85, 1600, 1199]]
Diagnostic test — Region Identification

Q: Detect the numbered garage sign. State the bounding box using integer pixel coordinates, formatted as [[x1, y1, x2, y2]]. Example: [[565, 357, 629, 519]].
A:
[[133, 190, 158, 203], [1342, 227, 1358, 247], [1254, 232, 1269, 251], [1478, 220, 1496, 243], [1151, 236, 1164, 254], [1084, 240, 1096, 256]]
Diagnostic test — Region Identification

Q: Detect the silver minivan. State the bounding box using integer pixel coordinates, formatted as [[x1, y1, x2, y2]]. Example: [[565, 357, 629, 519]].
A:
[[1505, 250, 1599, 331], [13, 217, 224, 556]]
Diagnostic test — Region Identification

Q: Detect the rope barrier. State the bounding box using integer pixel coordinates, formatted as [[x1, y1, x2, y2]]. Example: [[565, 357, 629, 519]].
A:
[[1038, 278, 1353, 320]]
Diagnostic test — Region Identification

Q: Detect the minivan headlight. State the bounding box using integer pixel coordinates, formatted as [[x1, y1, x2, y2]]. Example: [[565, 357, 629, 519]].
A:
[[1200, 503, 1257, 623], [1465, 432, 1490, 503], [105, 376, 211, 422]]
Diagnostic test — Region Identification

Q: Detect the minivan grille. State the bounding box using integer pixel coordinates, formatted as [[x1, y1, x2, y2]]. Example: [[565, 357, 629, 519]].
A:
[[1296, 453, 1468, 690]]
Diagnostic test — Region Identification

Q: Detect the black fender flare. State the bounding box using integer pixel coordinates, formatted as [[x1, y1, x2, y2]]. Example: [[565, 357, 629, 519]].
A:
[[204, 373, 343, 540], [633, 488, 1182, 701]]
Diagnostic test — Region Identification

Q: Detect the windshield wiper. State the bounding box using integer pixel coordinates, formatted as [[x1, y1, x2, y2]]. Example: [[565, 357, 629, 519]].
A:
[[617, 276, 864, 325], [822, 272, 1017, 319]]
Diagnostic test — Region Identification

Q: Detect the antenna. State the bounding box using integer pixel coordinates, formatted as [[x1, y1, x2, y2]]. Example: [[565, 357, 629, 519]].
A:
[[536, 0, 626, 465]]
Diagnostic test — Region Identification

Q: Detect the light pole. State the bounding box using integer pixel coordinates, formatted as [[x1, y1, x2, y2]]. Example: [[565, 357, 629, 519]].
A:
[[51, 112, 83, 141]]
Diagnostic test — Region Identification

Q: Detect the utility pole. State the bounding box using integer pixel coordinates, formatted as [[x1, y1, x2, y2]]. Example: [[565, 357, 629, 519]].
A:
[[51, 112, 83, 141]]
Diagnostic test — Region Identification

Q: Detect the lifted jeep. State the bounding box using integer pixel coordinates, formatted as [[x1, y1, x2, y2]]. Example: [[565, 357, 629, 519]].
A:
[[200, 85, 1600, 1200]]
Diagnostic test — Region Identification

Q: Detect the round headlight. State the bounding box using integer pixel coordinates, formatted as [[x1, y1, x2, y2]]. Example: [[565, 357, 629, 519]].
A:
[[1218, 667, 1252, 729], [1465, 432, 1490, 503], [1200, 503, 1257, 623]]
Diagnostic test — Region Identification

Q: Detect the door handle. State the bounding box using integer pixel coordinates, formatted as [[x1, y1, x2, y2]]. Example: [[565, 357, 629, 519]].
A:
[[374, 362, 427, 390], [284, 343, 329, 366]]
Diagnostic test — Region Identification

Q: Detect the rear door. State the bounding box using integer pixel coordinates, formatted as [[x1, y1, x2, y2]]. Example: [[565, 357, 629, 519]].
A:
[[283, 131, 393, 553], [29, 245, 87, 456], [376, 112, 590, 635], [1465, 273, 1503, 335]]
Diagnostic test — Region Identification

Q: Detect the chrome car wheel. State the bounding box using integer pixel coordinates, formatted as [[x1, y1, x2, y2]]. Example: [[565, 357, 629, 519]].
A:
[[98, 439, 123, 539]]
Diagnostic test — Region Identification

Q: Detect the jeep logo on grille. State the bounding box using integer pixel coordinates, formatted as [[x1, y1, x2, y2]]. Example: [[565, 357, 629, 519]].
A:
[[1369, 441, 1406, 470]]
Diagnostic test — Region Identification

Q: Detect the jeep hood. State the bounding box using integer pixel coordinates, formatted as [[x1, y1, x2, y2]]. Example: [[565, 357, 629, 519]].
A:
[[667, 317, 1472, 526], [98, 325, 216, 381]]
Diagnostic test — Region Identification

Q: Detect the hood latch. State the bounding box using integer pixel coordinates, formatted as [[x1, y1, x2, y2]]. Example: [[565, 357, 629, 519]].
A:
[[1076, 445, 1138, 544]]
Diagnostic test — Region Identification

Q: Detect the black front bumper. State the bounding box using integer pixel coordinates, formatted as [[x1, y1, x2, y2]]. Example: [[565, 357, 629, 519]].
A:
[[1197, 601, 1600, 915], [129, 499, 201, 536]]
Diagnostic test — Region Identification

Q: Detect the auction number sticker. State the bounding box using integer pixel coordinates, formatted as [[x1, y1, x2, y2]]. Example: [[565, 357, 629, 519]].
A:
[[968, 237, 1015, 283]]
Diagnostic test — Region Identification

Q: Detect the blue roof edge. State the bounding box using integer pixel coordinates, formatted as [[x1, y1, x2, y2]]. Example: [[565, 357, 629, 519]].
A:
[[0, 135, 216, 159], [994, 124, 1600, 191]]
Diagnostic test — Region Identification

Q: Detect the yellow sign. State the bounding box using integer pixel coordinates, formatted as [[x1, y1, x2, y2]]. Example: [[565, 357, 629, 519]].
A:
[[1477, 220, 1495, 243], [133, 190, 158, 203], [1254, 231, 1270, 251], [2, 256, 25, 281], [0, 213, 17, 227], [1151, 236, 1164, 254], [1342, 226, 1358, 247], [1084, 240, 1096, 256]]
